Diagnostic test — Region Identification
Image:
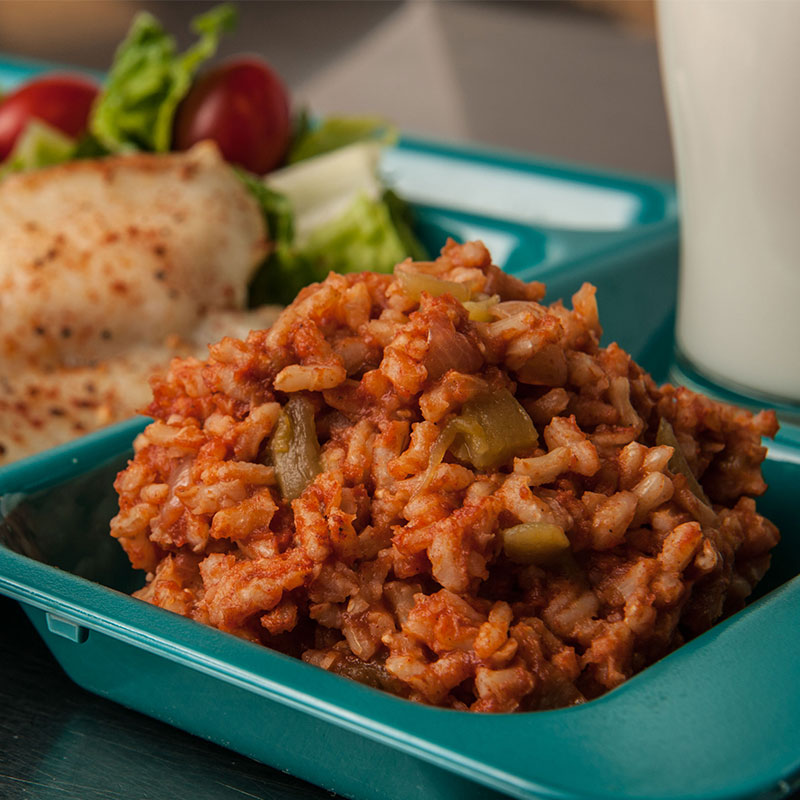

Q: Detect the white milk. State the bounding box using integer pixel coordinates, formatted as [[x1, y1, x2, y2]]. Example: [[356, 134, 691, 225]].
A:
[[657, 0, 800, 402]]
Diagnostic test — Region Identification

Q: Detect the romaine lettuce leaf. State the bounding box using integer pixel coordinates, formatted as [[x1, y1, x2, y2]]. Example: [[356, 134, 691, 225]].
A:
[[236, 167, 316, 306], [90, 4, 235, 153], [245, 140, 428, 305], [383, 188, 429, 262], [246, 188, 428, 306], [237, 168, 294, 245], [248, 244, 318, 307], [301, 190, 415, 277]]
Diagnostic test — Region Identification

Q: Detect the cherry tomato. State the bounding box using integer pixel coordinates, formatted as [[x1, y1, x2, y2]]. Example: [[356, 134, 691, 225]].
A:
[[0, 74, 100, 161], [174, 56, 291, 174]]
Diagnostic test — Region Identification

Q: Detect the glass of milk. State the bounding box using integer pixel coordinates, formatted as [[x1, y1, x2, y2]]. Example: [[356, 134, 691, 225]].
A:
[[657, 0, 800, 405]]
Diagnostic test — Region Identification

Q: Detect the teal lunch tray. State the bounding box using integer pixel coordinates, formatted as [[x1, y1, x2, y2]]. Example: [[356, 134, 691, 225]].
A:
[[0, 55, 798, 800]]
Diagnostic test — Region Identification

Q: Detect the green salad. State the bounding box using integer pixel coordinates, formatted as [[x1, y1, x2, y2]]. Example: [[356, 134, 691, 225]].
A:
[[0, 4, 427, 306]]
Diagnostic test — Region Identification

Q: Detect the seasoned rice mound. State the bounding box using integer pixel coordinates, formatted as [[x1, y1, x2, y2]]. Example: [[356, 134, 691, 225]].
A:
[[111, 240, 780, 712]]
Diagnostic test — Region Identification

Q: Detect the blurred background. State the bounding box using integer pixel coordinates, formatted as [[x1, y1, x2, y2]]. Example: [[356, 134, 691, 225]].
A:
[[0, 0, 674, 178]]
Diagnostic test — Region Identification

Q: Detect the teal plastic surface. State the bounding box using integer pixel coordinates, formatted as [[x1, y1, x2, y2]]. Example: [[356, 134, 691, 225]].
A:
[[1, 55, 798, 800]]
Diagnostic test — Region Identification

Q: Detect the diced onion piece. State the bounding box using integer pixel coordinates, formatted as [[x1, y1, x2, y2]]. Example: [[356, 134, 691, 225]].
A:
[[463, 294, 500, 322], [269, 396, 322, 500], [414, 423, 458, 495], [655, 418, 711, 505], [424, 315, 482, 379], [502, 522, 570, 564], [396, 268, 471, 302]]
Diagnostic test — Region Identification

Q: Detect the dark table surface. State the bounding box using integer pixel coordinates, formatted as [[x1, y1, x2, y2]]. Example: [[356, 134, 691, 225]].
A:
[[0, 595, 334, 800], [0, 3, 771, 800]]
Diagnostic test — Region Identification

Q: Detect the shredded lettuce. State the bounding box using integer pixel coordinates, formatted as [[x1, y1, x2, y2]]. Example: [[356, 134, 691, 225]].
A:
[[238, 168, 318, 306], [301, 191, 415, 276], [245, 141, 428, 305], [248, 246, 318, 307], [383, 188, 429, 262], [268, 140, 383, 240], [237, 168, 294, 244], [90, 4, 235, 153], [0, 120, 77, 179], [288, 115, 396, 164], [246, 188, 427, 306]]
